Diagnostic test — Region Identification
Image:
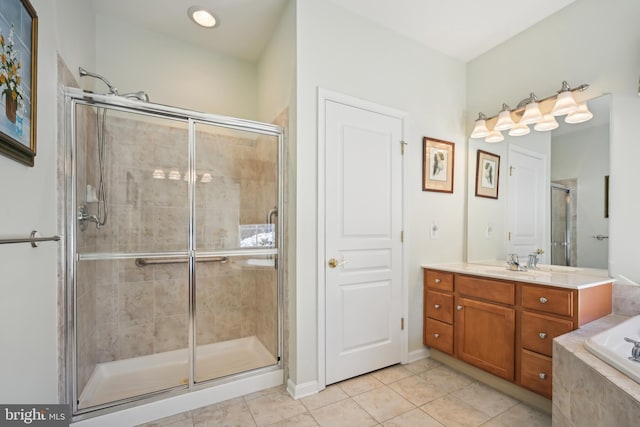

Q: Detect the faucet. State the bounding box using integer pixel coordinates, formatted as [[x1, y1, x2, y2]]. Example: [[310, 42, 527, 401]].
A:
[[527, 249, 544, 270], [507, 253, 527, 271]]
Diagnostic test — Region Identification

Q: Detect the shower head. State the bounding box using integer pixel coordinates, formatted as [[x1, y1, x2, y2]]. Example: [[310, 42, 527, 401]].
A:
[[123, 91, 150, 102], [78, 67, 119, 96]]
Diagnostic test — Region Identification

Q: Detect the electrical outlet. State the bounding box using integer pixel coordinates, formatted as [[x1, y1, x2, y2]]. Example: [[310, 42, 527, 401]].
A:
[[430, 222, 439, 240]]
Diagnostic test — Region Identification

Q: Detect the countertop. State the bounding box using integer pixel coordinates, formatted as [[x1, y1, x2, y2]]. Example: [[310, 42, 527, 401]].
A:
[[422, 261, 614, 290]]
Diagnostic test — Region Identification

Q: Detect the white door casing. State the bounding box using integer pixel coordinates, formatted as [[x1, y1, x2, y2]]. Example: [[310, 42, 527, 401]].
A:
[[318, 89, 405, 386], [507, 145, 547, 262]]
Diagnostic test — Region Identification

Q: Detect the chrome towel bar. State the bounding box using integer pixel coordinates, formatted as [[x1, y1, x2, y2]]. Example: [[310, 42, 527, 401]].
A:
[[135, 255, 228, 267], [0, 230, 61, 248]]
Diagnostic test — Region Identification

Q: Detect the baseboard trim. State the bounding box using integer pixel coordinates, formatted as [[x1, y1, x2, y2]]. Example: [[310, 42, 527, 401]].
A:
[[286, 378, 320, 400], [406, 348, 431, 364]]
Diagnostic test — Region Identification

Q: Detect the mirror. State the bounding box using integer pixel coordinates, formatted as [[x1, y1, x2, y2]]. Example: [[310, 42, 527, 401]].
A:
[[466, 95, 610, 270]]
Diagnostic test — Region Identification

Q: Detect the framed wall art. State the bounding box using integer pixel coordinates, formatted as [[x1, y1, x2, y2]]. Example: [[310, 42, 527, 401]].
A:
[[475, 150, 500, 199], [422, 137, 454, 193], [0, 0, 38, 167]]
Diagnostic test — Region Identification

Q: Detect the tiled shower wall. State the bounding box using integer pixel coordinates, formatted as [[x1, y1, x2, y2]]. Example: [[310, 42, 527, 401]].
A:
[[73, 109, 280, 392]]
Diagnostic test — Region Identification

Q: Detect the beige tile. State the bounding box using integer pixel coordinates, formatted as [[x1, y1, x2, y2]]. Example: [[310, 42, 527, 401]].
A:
[[388, 375, 444, 406], [418, 365, 474, 394], [310, 398, 377, 427], [337, 374, 384, 397], [450, 382, 518, 417], [192, 397, 256, 427], [381, 408, 443, 427], [265, 412, 319, 427], [301, 385, 349, 411], [352, 386, 415, 423], [245, 388, 306, 426], [403, 358, 442, 375], [370, 365, 414, 384], [569, 358, 605, 427], [421, 395, 490, 427], [480, 403, 551, 427]]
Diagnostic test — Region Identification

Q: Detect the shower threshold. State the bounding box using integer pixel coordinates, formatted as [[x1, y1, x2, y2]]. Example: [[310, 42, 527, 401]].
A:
[[78, 336, 277, 410]]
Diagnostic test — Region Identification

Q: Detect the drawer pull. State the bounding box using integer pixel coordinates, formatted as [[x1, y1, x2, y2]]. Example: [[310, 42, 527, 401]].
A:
[[434, 304, 441, 309], [539, 297, 548, 304], [434, 278, 441, 284], [456, 305, 463, 311], [539, 332, 547, 339], [434, 333, 440, 339], [538, 372, 547, 380]]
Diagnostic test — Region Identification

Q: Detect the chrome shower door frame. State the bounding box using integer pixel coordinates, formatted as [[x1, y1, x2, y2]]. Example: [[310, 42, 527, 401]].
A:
[[63, 87, 285, 420]]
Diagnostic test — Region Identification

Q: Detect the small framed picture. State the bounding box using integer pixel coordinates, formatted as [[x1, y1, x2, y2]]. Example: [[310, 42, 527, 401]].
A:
[[422, 137, 454, 193], [475, 150, 500, 199]]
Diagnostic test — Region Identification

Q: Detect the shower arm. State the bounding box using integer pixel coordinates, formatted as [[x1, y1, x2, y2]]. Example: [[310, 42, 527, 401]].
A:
[[79, 67, 119, 96]]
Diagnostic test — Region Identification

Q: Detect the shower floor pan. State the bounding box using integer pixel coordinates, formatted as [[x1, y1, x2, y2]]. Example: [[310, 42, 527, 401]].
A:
[[78, 336, 277, 409]]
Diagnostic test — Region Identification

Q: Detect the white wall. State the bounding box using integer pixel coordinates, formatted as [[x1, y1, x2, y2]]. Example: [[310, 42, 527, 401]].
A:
[[552, 123, 609, 268], [467, 0, 640, 284], [94, 15, 258, 120], [292, 0, 466, 389], [0, 0, 62, 403]]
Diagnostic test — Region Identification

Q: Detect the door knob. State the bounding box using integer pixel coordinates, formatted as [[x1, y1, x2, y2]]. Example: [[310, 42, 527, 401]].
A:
[[328, 258, 348, 268]]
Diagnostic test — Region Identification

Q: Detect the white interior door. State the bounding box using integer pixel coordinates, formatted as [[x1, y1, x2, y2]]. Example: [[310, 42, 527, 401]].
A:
[[507, 146, 547, 262], [323, 97, 404, 385]]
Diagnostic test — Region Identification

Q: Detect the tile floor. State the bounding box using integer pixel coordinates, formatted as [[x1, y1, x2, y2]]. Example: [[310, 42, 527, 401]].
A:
[[139, 359, 551, 427]]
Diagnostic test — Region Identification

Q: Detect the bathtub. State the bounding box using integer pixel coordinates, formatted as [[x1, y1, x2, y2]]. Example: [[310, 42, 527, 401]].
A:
[[584, 314, 640, 384]]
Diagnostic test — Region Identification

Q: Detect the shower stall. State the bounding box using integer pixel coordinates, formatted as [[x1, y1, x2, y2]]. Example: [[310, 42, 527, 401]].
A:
[[63, 86, 284, 418]]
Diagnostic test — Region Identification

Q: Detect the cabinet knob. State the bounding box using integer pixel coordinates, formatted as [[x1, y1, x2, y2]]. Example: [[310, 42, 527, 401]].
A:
[[539, 332, 547, 339], [456, 305, 463, 311], [434, 333, 440, 339], [434, 304, 441, 309], [434, 278, 441, 284], [539, 372, 547, 380], [539, 297, 548, 304]]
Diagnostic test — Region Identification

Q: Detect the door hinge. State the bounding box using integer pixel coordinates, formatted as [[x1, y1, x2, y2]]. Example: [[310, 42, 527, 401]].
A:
[[510, 166, 514, 176], [400, 140, 407, 155], [508, 232, 511, 241], [401, 230, 404, 242], [401, 318, 405, 330]]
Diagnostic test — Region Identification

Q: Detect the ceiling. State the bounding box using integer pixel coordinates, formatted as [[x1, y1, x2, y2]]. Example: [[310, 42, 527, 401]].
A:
[[91, 0, 576, 63]]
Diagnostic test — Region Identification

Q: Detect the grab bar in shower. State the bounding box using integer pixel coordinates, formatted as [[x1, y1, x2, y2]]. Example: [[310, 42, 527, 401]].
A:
[[135, 256, 229, 267], [0, 230, 61, 248]]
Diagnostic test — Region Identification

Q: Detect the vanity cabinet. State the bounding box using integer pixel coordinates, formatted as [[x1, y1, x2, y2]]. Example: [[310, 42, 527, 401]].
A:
[[423, 268, 612, 400]]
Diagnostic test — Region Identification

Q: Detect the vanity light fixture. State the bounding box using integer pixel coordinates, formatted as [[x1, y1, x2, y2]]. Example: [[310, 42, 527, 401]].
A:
[[152, 169, 166, 179], [534, 114, 559, 131], [469, 81, 590, 142], [494, 104, 515, 131], [470, 113, 490, 138], [485, 130, 504, 143], [564, 102, 593, 124], [519, 93, 543, 125], [508, 121, 531, 136], [188, 6, 218, 28]]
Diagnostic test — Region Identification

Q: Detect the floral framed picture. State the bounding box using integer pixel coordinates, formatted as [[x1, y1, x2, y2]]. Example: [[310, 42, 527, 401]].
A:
[[0, 0, 37, 167], [422, 137, 454, 193], [475, 150, 500, 199]]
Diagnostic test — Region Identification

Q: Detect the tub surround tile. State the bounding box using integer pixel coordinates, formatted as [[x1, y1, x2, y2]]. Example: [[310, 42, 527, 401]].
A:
[[553, 314, 640, 427]]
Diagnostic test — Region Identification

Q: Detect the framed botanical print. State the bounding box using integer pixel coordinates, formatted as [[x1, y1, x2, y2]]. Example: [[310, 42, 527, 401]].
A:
[[422, 137, 454, 193], [475, 150, 500, 199]]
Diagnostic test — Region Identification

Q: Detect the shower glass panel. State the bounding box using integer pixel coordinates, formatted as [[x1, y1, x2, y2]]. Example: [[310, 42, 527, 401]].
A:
[[193, 123, 279, 382], [66, 89, 283, 418], [551, 185, 570, 266], [74, 103, 190, 410]]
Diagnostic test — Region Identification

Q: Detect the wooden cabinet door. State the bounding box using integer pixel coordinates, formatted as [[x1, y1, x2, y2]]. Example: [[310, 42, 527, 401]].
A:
[[455, 296, 515, 381]]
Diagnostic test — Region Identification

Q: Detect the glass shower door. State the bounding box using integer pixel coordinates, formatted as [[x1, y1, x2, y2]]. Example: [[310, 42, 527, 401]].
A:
[[73, 103, 191, 411], [192, 122, 280, 383]]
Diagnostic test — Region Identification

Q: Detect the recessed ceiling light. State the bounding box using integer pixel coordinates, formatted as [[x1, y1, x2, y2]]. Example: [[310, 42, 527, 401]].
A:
[[188, 6, 218, 28]]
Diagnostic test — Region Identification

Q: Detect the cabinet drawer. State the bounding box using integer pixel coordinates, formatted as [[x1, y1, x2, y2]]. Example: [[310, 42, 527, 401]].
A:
[[456, 275, 515, 305], [426, 290, 454, 323], [520, 349, 552, 398], [522, 285, 574, 317], [424, 269, 454, 292], [425, 318, 453, 355], [521, 311, 574, 356]]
